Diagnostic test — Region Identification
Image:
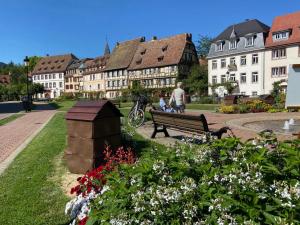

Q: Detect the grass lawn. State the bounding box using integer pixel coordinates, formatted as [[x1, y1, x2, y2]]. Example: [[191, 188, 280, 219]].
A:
[[0, 113, 24, 126], [0, 113, 71, 225], [0, 107, 162, 225], [49, 100, 76, 111], [186, 103, 219, 111]]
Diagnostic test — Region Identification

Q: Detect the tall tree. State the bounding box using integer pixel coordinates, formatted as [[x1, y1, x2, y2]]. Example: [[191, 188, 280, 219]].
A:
[[196, 35, 213, 57], [183, 64, 208, 96], [28, 56, 41, 72]]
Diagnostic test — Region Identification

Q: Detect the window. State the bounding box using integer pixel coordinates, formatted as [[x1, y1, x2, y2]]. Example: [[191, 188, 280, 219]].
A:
[[49, 82, 52, 88], [216, 42, 224, 51], [240, 73, 247, 84], [212, 76, 217, 84], [66, 85, 69, 89], [241, 92, 246, 95], [221, 59, 226, 68], [252, 54, 258, 64], [221, 75, 226, 83], [245, 36, 254, 47], [252, 72, 258, 83], [240, 56, 247, 66], [59, 74, 62, 79], [45, 83, 48, 88], [230, 57, 236, 65], [41, 75, 44, 80], [59, 82, 62, 88], [53, 82, 56, 88], [212, 60, 217, 70], [272, 49, 286, 59], [158, 56, 164, 62], [107, 81, 111, 87], [271, 67, 287, 77], [98, 84, 100, 89], [229, 74, 235, 81], [252, 91, 258, 96], [70, 84, 73, 89], [273, 31, 289, 41], [229, 40, 237, 49]]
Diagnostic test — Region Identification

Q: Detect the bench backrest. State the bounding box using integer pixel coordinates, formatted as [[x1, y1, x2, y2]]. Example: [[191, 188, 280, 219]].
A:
[[150, 110, 209, 133]]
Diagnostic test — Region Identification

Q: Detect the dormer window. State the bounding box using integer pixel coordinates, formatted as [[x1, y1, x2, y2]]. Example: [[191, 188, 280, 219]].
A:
[[158, 56, 164, 62], [229, 40, 237, 49], [245, 36, 254, 47], [216, 41, 224, 52], [273, 31, 290, 41], [140, 49, 146, 55], [136, 58, 142, 65], [162, 45, 168, 52]]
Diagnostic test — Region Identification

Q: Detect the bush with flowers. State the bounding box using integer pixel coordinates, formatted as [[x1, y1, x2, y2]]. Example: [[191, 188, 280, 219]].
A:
[[66, 131, 300, 224]]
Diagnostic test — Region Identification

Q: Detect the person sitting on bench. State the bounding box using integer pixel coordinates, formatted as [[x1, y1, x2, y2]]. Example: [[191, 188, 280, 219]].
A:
[[159, 93, 174, 113]]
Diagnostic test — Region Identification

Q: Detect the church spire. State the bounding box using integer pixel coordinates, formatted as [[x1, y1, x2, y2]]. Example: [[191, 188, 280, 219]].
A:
[[104, 37, 110, 55]]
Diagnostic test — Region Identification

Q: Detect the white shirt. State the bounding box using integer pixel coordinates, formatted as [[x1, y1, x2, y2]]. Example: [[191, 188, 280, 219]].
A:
[[170, 88, 185, 106]]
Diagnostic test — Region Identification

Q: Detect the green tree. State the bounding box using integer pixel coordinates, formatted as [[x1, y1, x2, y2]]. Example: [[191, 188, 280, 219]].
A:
[[196, 35, 213, 57], [31, 83, 44, 96], [28, 56, 41, 72], [183, 64, 208, 96]]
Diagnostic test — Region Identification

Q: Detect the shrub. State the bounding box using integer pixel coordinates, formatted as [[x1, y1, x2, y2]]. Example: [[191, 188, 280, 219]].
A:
[[218, 104, 237, 114], [66, 132, 300, 224]]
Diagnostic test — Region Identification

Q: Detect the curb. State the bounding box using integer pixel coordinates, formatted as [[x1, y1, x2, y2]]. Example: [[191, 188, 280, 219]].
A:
[[0, 111, 57, 176]]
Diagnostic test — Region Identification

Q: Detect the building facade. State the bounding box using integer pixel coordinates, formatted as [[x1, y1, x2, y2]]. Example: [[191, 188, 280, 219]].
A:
[[32, 54, 77, 98], [207, 19, 270, 96], [82, 55, 110, 97], [128, 33, 198, 90], [264, 11, 300, 93], [103, 37, 144, 98], [65, 59, 89, 94]]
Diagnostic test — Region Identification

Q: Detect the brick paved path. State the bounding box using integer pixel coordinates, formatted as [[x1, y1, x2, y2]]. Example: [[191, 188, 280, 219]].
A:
[[137, 110, 300, 146], [0, 113, 13, 120], [0, 105, 56, 172]]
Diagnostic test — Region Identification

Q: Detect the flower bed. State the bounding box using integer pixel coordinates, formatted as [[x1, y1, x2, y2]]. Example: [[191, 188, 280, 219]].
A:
[[219, 99, 272, 114], [66, 131, 300, 224]]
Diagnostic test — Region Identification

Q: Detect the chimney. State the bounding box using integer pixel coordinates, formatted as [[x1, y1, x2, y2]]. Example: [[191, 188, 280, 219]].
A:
[[152, 36, 157, 40], [186, 33, 192, 41]]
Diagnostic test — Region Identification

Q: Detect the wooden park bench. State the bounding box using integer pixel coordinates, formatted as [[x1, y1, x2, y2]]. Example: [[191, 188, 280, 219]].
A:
[[149, 109, 229, 139]]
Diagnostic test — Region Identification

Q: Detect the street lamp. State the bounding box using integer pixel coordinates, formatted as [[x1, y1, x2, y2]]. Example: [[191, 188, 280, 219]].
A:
[[23, 56, 30, 112]]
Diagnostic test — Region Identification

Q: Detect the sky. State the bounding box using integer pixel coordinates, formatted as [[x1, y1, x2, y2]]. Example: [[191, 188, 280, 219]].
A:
[[0, 0, 298, 64]]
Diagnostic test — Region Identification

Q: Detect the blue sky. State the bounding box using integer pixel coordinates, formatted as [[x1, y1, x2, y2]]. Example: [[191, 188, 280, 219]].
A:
[[0, 0, 298, 64]]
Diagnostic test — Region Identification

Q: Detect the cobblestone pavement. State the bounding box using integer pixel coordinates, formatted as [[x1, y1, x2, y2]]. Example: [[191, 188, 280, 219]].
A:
[[0, 104, 56, 173], [137, 110, 300, 146]]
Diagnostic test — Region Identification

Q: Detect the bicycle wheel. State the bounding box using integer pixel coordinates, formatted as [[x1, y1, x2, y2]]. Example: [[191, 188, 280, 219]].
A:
[[128, 109, 145, 128]]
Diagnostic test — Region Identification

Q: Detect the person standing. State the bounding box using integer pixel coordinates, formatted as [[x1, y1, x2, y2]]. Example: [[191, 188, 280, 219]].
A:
[[169, 82, 186, 113]]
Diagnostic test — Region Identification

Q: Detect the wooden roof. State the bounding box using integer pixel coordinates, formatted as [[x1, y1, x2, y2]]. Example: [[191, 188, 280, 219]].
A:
[[128, 33, 193, 70], [32, 54, 78, 75]]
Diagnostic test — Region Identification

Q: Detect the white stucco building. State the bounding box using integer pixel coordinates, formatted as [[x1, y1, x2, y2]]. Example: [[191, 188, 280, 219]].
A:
[[32, 54, 77, 98], [207, 19, 270, 97], [264, 11, 300, 93]]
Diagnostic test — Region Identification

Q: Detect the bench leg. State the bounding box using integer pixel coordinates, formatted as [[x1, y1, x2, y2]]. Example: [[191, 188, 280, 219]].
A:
[[151, 125, 158, 139], [163, 126, 170, 137]]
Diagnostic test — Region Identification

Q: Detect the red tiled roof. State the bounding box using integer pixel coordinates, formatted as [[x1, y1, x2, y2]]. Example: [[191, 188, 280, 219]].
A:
[[266, 11, 300, 48], [32, 54, 78, 75], [0, 75, 11, 85], [128, 33, 194, 70], [82, 55, 110, 75]]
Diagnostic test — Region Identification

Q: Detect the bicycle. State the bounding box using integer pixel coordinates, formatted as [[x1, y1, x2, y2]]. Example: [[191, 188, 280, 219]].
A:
[[128, 94, 148, 128]]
